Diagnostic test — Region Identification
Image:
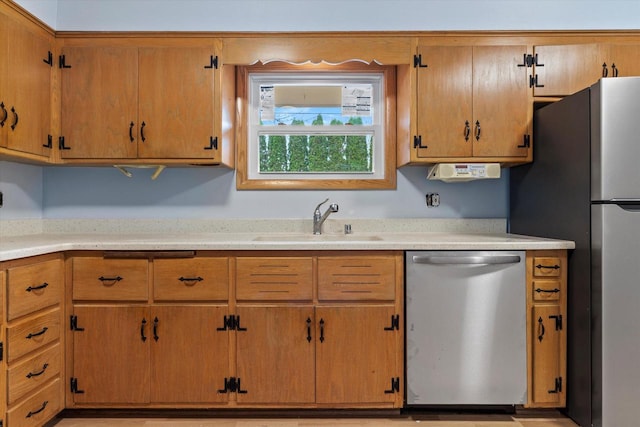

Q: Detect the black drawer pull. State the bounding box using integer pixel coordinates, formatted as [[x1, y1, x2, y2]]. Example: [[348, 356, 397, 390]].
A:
[[26, 400, 48, 418], [536, 264, 560, 270], [178, 276, 203, 284], [26, 363, 49, 378], [535, 287, 560, 294], [98, 276, 123, 285], [26, 327, 49, 339], [26, 282, 49, 292]]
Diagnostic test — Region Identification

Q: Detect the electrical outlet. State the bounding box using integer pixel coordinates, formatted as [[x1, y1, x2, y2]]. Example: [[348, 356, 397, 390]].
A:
[[426, 193, 440, 207]]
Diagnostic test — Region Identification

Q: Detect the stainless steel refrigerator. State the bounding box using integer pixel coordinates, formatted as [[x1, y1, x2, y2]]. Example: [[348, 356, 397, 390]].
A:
[[510, 77, 640, 427]]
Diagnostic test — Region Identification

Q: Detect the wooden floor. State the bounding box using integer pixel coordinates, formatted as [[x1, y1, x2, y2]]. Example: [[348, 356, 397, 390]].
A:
[[53, 412, 579, 427]]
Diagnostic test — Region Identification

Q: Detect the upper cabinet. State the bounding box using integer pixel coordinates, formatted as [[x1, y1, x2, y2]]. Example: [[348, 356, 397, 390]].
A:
[[59, 39, 234, 166], [0, 11, 54, 161], [398, 44, 531, 165], [532, 43, 640, 97]]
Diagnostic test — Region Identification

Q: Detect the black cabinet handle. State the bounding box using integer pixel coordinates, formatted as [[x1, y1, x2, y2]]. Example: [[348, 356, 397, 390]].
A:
[[141, 318, 147, 342], [535, 287, 560, 294], [0, 102, 7, 127], [475, 120, 481, 141], [140, 121, 146, 142], [10, 106, 18, 130], [537, 316, 545, 342], [153, 317, 159, 341], [536, 264, 560, 270], [602, 63, 608, 77], [129, 122, 135, 142], [464, 120, 471, 141], [98, 276, 122, 286], [26, 363, 49, 379], [306, 317, 312, 343], [612, 63, 619, 77], [26, 401, 48, 418], [319, 318, 325, 343], [26, 327, 48, 339], [178, 276, 203, 285], [26, 282, 49, 292]]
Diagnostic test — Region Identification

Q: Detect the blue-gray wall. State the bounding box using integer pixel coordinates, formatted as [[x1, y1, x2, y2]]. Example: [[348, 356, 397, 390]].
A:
[[2, 0, 638, 222]]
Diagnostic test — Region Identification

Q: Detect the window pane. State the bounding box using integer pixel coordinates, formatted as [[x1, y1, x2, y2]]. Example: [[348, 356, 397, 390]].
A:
[[258, 134, 373, 174]]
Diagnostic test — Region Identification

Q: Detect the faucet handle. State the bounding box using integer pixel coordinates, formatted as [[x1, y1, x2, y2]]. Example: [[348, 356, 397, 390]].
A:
[[314, 198, 329, 213]]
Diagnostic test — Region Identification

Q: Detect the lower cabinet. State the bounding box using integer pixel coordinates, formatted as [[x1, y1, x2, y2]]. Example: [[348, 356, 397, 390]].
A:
[[315, 305, 398, 405], [526, 250, 567, 408], [71, 305, 229, 404], [67, 250, 404, 409], [1, 254, 64, 427], [235, 306, 316, 404]]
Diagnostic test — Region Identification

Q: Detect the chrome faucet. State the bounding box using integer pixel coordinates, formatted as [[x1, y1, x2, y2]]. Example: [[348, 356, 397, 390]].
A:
[[313, 198, 339, 235]]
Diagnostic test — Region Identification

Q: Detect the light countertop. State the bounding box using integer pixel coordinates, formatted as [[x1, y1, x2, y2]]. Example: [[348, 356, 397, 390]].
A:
[[0, 218, 574, 262]]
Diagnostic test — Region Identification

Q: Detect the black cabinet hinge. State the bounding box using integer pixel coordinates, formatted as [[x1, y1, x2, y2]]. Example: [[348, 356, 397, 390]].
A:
[[548, 376, 562, 394], [413, 54, 428, 68], [518, 134, 531, 148], [204, 136, 218, 150], [59, 136, 70, 150], [70, 377, 85, 394], [518, 53, 544, 68], [70, 315, 85, 331], [549, 314, 563, 331], [384, 377, 400, 394], [43, 134, 53, 149], [43, 51, 53, 67], [216, 314, 247, 331], [384, 314, 400, 331], [204, 55, 218, 69], [59, 54, 72, 69], [413, 135, 427, 149], [218, 377, 247, 394], [529, 74, 544, 88]]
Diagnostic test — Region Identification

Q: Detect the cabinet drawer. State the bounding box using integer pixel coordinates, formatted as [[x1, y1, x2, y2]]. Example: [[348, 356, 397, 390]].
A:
[[73, 257, 148, 301], [318, 256, 396, 301], [154, 257, 229, 301], [8, 344, 62, 405], [7, 259, 63, 321], [236, 257, 313, 301], [7, 378, 61, 427], [532, 257, 562, 277], [533, 280, 562, 301], [6, 309, 61, 363]]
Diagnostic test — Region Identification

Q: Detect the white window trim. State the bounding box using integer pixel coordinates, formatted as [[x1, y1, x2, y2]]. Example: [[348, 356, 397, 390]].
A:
[[247, 72, 386, 181]]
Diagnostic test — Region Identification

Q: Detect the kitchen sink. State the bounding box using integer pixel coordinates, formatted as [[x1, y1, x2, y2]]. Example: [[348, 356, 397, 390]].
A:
[[252, 234, 383, 242]]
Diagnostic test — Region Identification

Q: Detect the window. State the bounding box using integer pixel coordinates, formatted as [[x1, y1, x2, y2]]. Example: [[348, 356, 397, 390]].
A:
[[236, 63, 396, 189]]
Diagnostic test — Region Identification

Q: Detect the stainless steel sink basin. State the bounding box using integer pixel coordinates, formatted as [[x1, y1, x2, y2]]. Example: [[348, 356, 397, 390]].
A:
[[252, 234, 383, 242]]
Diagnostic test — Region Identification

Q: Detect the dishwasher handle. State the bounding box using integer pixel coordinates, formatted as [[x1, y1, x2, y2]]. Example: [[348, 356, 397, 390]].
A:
[[412, 254, 521, 265]]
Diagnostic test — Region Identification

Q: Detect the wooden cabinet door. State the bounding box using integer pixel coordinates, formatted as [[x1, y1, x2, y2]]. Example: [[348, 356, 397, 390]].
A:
[[533, 44, 601, 97], [0, 13, 6, 149], [138, 47, 216, 159], [235, 306, 315, 404], [3, 17, 52, 157], [315, 306, 398, 404], [150, 305, 229, 403], [531, 304, 564, 406], [472, 45, 530, 158], [415, 45, 473, 159], [61, 46, 138, 159], [71, 305, 150, 404], [606, 44, 640, 77]]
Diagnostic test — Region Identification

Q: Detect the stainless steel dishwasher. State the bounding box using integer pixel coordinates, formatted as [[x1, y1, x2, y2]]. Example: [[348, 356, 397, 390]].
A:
[[406, 250, 527, 406]]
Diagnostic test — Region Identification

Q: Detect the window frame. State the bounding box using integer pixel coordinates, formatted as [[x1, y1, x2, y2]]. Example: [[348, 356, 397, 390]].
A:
[[236, 62, 397, 190]]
